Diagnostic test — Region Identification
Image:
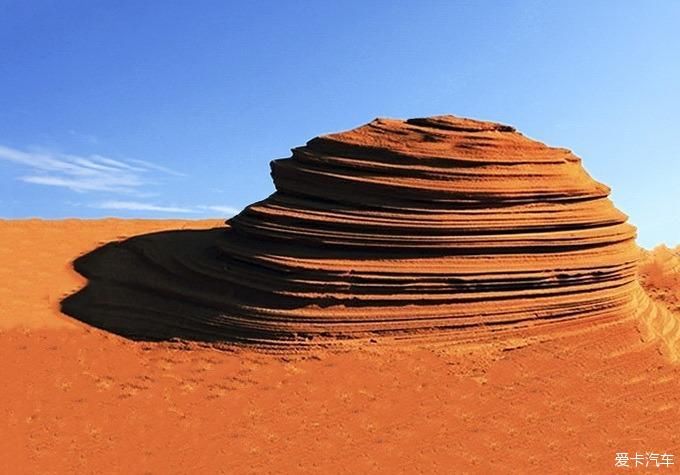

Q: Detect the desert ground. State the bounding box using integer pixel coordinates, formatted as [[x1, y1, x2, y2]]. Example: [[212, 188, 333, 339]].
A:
[[1, 218, 679, 474]]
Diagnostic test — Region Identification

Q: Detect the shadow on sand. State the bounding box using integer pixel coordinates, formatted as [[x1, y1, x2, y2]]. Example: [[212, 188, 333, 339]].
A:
[[61, 227, 249, 343]]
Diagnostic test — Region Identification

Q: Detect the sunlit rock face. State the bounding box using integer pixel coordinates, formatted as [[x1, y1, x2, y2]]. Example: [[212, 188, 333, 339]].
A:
[[219, 115, 638, 344]]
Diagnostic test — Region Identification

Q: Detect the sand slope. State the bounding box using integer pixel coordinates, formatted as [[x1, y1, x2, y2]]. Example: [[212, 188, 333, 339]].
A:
[[2, 219, 680, 474]]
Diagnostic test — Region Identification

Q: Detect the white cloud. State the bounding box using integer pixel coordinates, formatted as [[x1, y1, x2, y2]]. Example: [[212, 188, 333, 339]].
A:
[[197, 205, 241, 215], [0, 143, 241, 218], [92, 201, 241, 216], [127, 158, 187, 177], [0, 144, 182, 194], [95, 200, 196, 213]]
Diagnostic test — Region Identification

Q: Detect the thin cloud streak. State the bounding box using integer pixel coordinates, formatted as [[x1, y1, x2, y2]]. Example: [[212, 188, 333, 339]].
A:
[[0, 144, 183, 194], [0, 144, 239, 218], [127, 159, 187, 177], [96, 200, 196, 213], [197, 205, 241, 215], [92, 201, 241, 216]]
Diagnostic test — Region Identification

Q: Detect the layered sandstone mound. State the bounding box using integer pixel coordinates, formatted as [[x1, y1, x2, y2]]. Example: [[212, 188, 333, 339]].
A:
[[64, 115, 640, 346]]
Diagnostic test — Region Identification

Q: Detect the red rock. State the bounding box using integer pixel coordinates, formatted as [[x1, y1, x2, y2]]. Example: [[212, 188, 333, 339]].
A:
[[64, 115, 640, 347]]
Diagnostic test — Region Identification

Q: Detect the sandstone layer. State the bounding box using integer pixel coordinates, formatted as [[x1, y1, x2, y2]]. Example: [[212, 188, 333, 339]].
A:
[[63, 115, 640, 347]]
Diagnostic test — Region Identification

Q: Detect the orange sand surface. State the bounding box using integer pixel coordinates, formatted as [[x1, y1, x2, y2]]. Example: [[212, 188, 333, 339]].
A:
[[1, 219, 679, 474]]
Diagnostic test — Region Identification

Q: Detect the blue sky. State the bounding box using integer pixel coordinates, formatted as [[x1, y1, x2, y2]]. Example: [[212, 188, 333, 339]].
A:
[[0, 1, 678, 247]]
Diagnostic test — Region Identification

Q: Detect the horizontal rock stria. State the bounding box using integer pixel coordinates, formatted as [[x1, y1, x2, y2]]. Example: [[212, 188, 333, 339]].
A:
[[216, 115, 638, 344]]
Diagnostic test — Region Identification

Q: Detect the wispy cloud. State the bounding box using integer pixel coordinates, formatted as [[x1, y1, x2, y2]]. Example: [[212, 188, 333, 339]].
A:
[[95, 201, 196, 213], [196, 205, 241, 215], [0, 143, 239, 218], [0, 144, 182, 194], [92, 200, 241, 216], [127, 159, 186, 177]]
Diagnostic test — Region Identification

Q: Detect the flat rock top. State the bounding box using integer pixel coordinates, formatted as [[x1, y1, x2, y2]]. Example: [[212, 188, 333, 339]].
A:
[[406, 115, 516, 132], [307, 115, 571, 166]]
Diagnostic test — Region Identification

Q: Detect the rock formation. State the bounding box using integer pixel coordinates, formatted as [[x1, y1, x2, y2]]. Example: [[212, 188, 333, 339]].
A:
[[64, 115, 641, 347]]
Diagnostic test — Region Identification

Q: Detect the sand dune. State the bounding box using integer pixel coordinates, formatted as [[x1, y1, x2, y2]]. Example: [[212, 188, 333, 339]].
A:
[[2, 220, 680, 473], [641, 245, 680, 284], [639, 245, 680, 355]]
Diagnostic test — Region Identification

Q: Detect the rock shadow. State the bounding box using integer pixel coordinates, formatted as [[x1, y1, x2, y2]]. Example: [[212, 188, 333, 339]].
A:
[[61, 227, 254, 343]]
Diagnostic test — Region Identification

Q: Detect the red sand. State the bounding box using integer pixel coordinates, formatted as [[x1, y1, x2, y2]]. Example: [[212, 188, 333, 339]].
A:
[[2, 219, 680, 473]]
